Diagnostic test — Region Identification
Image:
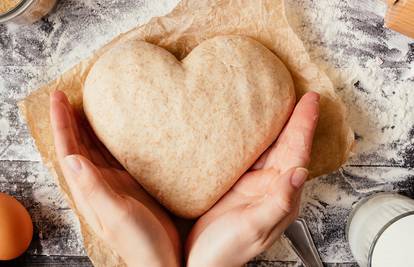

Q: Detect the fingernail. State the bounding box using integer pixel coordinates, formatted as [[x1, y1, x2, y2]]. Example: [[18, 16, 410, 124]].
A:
[[51, 90, 64, 103], [291, 168, 308, 188], [309, 92, 320, 103], [64, 155, 82, 176]]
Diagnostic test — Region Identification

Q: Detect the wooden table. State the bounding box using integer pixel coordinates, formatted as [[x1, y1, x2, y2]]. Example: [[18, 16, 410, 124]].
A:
[[0, 0, 413, 266]]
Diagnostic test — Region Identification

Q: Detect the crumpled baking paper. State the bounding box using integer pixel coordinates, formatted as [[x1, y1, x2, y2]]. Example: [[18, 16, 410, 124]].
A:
[[18, 0, 354, 266]]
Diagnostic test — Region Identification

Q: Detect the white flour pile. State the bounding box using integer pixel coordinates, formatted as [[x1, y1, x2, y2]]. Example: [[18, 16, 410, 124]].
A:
[[1, 0, 413, 263], [287, 0, 413, 167]]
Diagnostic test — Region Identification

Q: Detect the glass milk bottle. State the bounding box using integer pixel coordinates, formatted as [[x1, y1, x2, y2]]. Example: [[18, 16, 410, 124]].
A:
[[347, 192, 414, 267]]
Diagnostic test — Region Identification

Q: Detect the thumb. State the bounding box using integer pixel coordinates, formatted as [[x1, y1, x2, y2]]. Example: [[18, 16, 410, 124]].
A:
[[245, 167, 308, 233], [62, 155, 125, 231], [271, 167, 308, 214]]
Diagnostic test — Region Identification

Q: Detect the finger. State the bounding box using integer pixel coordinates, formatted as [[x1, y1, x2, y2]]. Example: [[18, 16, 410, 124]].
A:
[[201, 168, 281, 224], [52, 91, 108, 167], [50, 92, 80, 159], [76, 112, 121, 168], [74, 110, 108, 166], [52, 90, 81, 141], [83, 120, 123, 168], [263, 92, 320, 172], [243, 167, 308, 233], [78, 117, 95, 150], [231, 169, 277, 198], [57, 102, 113, 168], [61, 155, 179, 266], [100, 168, 140, 196], [80, 129, 108, 167], [95, 142, 124, 169], [61, 155, 127, 231], [250, 148, 270, 170]]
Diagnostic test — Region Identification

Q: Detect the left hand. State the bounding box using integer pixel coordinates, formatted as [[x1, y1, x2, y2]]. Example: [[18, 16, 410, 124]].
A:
[[186, 92, 320, 267], [50, 91, 181, 267]]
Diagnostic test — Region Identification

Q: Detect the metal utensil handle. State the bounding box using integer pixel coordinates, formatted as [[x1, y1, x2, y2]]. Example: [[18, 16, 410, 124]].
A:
[[284, 218, 324, 267]]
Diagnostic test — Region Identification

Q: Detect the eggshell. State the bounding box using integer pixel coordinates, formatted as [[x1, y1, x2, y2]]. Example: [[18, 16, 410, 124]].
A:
[[0, 193, 33, 260]]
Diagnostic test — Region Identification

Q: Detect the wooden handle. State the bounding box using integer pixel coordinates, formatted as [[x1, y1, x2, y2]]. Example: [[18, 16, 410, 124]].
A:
[[385, 0, 414, 38], [386, 0, 397, 7]]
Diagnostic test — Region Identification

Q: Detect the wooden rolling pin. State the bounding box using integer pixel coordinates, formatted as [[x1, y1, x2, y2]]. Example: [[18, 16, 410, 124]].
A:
[[385, 0, 414, 38]]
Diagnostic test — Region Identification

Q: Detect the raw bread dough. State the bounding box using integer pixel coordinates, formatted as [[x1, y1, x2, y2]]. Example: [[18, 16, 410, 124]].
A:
[[0, 0, 20, 14], [83, 35, 296, 218], [19, 0, 354, 265]]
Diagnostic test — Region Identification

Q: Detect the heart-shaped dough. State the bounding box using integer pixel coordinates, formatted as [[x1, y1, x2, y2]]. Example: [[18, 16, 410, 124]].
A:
[[83, 35, 295, 218]]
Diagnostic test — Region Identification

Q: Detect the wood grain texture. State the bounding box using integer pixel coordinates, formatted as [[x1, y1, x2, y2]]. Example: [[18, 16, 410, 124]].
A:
[[0, 0, 413, 266], [385, 0, 414, 38], [0, 256, 92, 267]]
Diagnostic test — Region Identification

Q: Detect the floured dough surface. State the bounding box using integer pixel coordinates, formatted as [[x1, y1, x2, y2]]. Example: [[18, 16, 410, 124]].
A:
[[83, 35, 295, 218]]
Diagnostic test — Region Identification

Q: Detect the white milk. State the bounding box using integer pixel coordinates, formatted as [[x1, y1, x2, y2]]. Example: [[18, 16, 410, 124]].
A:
[[346, 193, 414, 267]]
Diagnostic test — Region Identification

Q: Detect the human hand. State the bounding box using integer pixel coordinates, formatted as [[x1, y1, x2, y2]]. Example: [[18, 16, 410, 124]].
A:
[[50, 91, 180, 267], [186, 92, 320, 267]]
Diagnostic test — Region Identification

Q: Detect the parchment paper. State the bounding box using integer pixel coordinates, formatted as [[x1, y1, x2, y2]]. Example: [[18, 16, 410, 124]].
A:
[[18, 0, 354, 266]]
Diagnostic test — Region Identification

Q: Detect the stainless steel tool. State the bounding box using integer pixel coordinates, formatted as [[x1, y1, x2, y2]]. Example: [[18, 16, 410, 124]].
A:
[[284, 218, 324, 267]]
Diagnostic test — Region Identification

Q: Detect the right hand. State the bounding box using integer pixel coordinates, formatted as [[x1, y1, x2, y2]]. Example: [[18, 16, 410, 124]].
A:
[[50, 90, 181, 267], [186, 92, 320, 267]]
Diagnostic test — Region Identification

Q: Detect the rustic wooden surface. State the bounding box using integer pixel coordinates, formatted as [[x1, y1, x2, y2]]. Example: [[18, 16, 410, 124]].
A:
[[0, 0, 413, 266]]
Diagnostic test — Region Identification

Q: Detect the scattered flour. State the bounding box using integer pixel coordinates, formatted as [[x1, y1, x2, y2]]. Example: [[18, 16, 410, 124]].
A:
[[286, 0, 414, 165], [284, 0, 413, 263], [0, 118, 10, 138], [7, 0, 180, 88], [1, 0, 180, 257], [325, 61, 414, 161], [1, 0, 413, 263]]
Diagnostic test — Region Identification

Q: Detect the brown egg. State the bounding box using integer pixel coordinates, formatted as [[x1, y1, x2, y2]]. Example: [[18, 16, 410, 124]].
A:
[[0, 193, 33, 260]]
